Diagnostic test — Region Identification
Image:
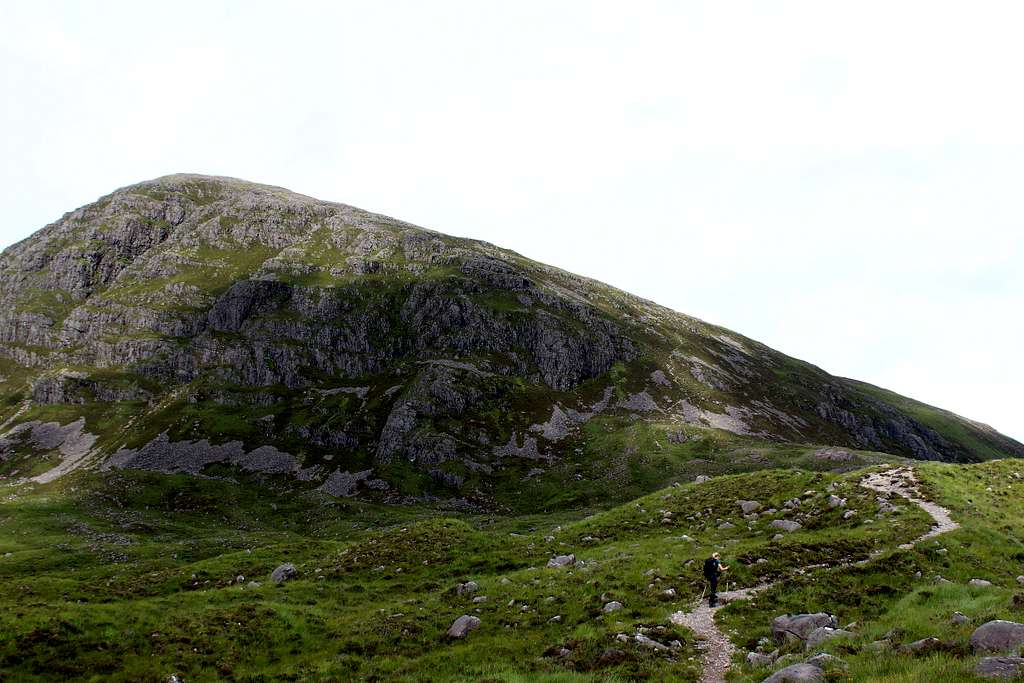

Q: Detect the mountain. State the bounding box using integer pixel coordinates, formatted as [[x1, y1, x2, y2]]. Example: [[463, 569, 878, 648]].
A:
[[0, 174, 1020, 508]]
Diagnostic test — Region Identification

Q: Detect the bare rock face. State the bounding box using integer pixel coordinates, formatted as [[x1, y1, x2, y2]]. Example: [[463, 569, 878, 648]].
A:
[[2, 173, 1023, 496]]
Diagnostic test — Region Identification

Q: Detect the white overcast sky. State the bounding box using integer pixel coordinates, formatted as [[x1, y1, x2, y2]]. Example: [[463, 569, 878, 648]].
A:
[[1, 2, 1022, 442]]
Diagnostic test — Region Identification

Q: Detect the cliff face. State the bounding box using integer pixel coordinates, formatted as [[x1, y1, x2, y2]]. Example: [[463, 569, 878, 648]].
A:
[[1, 174, 1020, 500]]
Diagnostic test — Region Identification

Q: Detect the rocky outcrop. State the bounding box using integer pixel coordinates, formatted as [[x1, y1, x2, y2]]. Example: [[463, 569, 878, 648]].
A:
[[2, 173, 1022, 495]]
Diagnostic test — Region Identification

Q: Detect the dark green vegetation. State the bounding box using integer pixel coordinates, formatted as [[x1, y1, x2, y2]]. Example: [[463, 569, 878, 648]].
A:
[[3, 458, 1022, 681]]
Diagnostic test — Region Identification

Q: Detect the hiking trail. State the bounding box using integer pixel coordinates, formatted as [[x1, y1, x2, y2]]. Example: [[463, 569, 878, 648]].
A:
[[669, 466, 959, 683]]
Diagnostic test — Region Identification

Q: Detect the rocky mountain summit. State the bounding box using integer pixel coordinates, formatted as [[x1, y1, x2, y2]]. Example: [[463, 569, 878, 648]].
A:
[[1, 174, 1020, 505]]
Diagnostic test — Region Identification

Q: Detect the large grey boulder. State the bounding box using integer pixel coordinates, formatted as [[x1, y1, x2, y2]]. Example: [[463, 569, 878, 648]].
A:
[[446, 614, 481, 638], [760, 663, 824, 683], [805, 627, 854, 651], [771, 519, 803, 533], [972, 621, 1024, 654], [772, 613, 838, 645], [270, 563, 297, 583], [975, 657, 1024, 680]]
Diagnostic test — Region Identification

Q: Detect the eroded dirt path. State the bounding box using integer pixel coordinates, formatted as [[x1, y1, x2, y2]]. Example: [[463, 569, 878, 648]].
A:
[[670, 466, 959, 683]]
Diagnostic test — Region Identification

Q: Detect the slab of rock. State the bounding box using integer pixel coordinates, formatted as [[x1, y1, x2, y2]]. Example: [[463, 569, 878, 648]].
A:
[[772, 613, 838, 645], [972, 621, 1024, 654], [771, 519, 802, 533], [805, 627, 854, 651], [761, 663, 824, 683], [975, 657, 1024, 680], [270, 563, 297, 583]]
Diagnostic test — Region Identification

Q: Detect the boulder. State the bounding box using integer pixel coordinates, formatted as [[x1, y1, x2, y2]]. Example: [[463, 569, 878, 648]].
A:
[[805, 653, 846, 670], [547, 554, 576, 568], [899, 637, 946, 655], [805, 627, 854, 651], [771, 520, 802, 533], [975, 657, 1024, 680], [446, 614, 481, 638], [739, 500, 762, 514], [603, 601, 624, 613], [972, 621, 1024, 654], [747, 651, 775, 667], [760, 663, 824, 683], [270, 563, 297, 583], [772, 613, 838, 644]]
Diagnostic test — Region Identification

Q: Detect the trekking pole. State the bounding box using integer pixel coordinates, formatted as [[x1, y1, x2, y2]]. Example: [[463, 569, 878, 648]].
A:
[[698, 582, 707, 605]]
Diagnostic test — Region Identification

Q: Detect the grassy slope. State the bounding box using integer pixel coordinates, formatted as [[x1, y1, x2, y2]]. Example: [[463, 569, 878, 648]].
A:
[[7, 453, 1020, 681]]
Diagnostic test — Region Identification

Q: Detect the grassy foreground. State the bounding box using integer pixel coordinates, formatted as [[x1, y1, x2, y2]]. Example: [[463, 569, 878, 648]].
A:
[[0, 459, 1022, 681]]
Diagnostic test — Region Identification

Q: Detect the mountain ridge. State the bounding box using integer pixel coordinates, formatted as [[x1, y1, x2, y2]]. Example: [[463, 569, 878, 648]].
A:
[[1, 174, 1020, 508]]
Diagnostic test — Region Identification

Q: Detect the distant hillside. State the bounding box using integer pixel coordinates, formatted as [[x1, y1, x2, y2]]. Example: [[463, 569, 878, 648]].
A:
[[1, 174, 1020, 507]]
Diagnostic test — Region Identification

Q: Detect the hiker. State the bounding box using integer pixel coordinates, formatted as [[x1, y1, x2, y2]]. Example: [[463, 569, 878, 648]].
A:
[[703, 552, 728, 607]]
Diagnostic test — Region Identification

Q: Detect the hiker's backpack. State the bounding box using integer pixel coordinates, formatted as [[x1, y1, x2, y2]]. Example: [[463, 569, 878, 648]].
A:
[[702, 558, 718, 580]]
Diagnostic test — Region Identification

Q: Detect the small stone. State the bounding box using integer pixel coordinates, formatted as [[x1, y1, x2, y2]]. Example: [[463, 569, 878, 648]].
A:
[[827, 495, 845, 508], [746, 651, 774, 667], [718, 521, 735, 530], [695, 475, 711, 483], [246, 581, 261, 589], [970, 579, 994, 587], [597, 648, 626, 666], [952, 612, 970, 625], [603, 601, 624, 613], [771, 519, 802, 533], [739, 500, 762, 514], [472, 596, 487, 604], [456, 580, 479, 594], [549, 615, 562, 623], [842, 510, 857, 520], [547, 554, 576, 568]]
